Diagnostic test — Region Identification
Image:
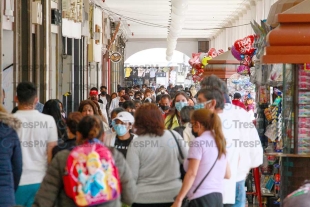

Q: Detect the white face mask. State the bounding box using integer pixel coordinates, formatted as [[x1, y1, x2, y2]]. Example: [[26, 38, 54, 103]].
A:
[[61, 112, 66, 118]]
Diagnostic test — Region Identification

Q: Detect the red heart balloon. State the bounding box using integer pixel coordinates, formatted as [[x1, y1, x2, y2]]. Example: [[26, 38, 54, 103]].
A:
[[234, 35, 256, 55]]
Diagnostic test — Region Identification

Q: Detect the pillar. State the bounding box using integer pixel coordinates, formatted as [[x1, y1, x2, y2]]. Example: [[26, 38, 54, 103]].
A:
[[256, 0, 263, 22]]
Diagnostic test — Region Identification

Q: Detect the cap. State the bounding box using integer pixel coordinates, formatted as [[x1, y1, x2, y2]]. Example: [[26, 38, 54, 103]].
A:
[[283, 180, 310, 207], [112, 111, 134, 124]]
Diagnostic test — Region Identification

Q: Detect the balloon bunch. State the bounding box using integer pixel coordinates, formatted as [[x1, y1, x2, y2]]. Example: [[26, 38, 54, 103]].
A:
[[188, 48, 224, 83], [231, 35, 257, 76]]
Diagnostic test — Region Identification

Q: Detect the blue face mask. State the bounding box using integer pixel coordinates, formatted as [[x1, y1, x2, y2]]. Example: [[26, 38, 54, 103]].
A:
[[194, 103, 205, 110], [114, 124, 128, 136], [194, 100, 212, 110], [175, 102, 188, 112]]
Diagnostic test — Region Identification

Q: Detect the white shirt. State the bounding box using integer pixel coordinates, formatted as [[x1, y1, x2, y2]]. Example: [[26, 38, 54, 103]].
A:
[[218, 105, 241, 204], [138, 68, 145, 77], [225, 104, 263, 182], [109, 97, 120, 116], [150, 68, 157, 78], [14, 110, 58, 185]]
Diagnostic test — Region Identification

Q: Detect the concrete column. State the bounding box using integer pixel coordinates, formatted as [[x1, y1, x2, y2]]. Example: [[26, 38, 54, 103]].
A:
[[20, 0, 33, 81], [42, 0, 51, 101], [256, 0, 263, 22], [13, 0, 22, 105]]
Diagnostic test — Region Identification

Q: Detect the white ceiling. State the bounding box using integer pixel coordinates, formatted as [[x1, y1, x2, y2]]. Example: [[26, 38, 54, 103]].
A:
[[105, 0, 248, 39]]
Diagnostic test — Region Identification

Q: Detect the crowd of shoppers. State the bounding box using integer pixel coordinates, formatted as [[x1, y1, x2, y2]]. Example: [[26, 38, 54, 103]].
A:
[[0, 75, 265, 207]]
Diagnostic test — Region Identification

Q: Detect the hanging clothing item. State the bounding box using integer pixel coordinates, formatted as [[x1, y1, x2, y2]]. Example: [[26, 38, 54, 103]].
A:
[[150, 68, 157, 78], [137, 68, 145, 77], [125, 67, 132, 78]]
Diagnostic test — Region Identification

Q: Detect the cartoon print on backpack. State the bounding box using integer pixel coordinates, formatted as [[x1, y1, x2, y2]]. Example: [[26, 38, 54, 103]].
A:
[[63, 143, 121, 206], [78, 152, 105, 197]]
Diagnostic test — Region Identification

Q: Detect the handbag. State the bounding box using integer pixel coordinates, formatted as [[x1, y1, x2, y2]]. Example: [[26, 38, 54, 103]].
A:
[[169, 130, 218, 207]]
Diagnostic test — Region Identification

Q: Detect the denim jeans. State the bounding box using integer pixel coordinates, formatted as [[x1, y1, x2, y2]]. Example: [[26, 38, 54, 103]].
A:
[[232, 180, 246, 207]]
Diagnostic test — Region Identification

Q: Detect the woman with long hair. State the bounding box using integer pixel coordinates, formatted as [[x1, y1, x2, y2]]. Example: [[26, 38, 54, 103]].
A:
[[172, 109, 231, 207], [164, 91, 189, 130], [32, 115, 136, 207], [43, 99, 68, 140], [78, 100, 110, 132], [126, 103, 188, 207]]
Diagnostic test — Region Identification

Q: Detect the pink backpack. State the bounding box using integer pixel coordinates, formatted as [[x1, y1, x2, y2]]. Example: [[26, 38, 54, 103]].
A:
[[63, 142, 121, 206]]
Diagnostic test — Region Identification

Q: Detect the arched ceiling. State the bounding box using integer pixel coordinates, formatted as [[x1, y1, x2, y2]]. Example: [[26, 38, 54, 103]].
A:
[[105, 0, 249, 39]]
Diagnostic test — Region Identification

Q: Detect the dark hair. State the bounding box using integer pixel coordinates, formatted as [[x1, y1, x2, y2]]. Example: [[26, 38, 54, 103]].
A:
[[122, 94, 130, 101], [111, 107, 125, 117], [77, 115, 104, 140], [134, 103, 165, 136], [166, 91, 189, 129], [90, 87, 99, 92], [122, 101, 135, 110], [54, 99, 64, 112], [197, 88, 225, 110], [43, 99, 67, 139], [134, 91, 142, 98], [78, 100, 100, 115], [118, 87, 125, 93], [111, 93, 117, 98], [200, 75, 228, 95], [16, 82, 37, 105], [11, 106, 18, 114], [100, 86, 107, 90], [180, 106, 194, 123], [156, 95, 162, 103], [234, 93, 241, 99], [160, 94, 171, 101], [133, 100, 142, 105], [66, 112, 83, 135], [191, 109, 226, 159]]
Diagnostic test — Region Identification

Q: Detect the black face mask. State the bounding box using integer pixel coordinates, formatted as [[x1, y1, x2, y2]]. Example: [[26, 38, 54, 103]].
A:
[[191, 129, 199, 138], [119, 102, 124, 107], [101, 91, 107, 96], [160, 105, 170, 111]]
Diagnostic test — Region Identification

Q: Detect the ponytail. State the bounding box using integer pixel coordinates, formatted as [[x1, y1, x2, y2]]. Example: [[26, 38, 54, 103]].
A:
[[191, 109, 226, 159], [210, 112, 226, 159]]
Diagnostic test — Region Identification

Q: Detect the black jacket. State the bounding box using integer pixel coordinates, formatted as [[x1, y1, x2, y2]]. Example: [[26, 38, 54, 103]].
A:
[[0, 112, 23, 207]]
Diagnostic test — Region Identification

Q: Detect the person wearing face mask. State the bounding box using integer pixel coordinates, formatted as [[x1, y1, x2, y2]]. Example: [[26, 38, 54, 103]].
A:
[[89, 87, 109, 123], [128, 90, 134, 100], [171, 109, 231, 207], [119, 95, 130, 108], [159, 94, 171, 119], [99, 86, 111, 119], [104, 111, 136, 158], [134, 91, 142, 101], [164, 91, 189, 130]]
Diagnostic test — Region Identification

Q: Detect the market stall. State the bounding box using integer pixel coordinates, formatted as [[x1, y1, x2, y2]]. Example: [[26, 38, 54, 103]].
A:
[[260, 0, 310, 205]]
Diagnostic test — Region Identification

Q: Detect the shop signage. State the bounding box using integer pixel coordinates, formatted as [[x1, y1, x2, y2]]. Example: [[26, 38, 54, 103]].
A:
[[110, 52, 122, 63]]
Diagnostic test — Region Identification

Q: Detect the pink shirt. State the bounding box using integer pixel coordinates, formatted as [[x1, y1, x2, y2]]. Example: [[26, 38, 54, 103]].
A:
[[184, 131, 227, 200]]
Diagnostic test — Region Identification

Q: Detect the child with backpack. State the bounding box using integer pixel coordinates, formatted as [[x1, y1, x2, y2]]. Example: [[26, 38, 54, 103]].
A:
[[32, 115, 136, 207]]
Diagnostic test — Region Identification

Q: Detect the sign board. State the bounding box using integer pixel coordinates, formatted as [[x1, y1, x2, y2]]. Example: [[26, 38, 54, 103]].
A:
[[110, 52, 122, 63]]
